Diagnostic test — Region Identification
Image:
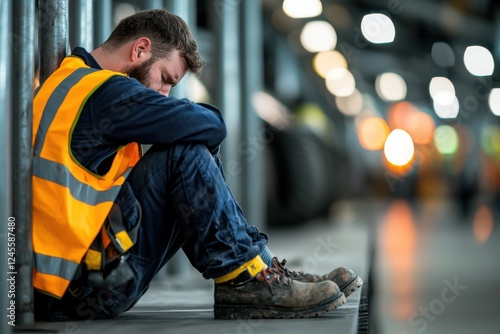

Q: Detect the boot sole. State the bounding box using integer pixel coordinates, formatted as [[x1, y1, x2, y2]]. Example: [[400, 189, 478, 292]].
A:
[[214, 293, 346, 320], [341, 276, 363, 298]]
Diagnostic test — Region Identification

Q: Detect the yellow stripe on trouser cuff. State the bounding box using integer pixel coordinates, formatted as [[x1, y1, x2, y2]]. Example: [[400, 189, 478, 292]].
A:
[[214, 255, 266, 284]]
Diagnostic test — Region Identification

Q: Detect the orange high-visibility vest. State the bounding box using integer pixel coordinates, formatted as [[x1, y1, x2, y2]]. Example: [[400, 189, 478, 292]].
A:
[[32, 55, 140, 298]]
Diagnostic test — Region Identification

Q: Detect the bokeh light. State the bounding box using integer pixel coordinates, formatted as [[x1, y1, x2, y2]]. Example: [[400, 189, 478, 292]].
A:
[[387, 102, 436, 145], [433, 95, 459, 119], [384, 129, 415, 166], [295, 102, 332, 137], [434, 125, 459, 155], [335, 89, 363, 116], [361, 14, 395, 44], [480, 125, 500, 156], [464, 45, 495, 76], [313, 51, 347, 78], [300, 21, 337, 52], [375, 72, 407, 101], [326, 67, 355, 97], [405, 111, 436, 145], [186, 76, 210, 103], [472, 205, 494, 244], [431, 42, 455, 67], [464, 46, 494, 76], [358, 117, 390, 151], [429, 77, 455, 100], [251, 91, 291, 129], [282, 0, 322, 19], [488, 88, 500, 116]]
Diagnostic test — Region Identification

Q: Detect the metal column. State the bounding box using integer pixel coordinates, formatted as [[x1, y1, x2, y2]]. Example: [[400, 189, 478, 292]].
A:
[[70, 0, 94, 51], [239, 1, 265, 228], [12, 0, 36, 326], [131, 0, 164, 10], [94, 0, 113, 48], [161, 0, 196, 277], [165, 0, 196, 99], [0, 0, 12, 332], [39, 0, 69, 83], [210, 0, 243, 201]]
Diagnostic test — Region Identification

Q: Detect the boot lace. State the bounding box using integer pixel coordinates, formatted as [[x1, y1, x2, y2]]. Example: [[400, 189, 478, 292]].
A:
[[264, 267, 292, 287], [273, 257, 307, 278]]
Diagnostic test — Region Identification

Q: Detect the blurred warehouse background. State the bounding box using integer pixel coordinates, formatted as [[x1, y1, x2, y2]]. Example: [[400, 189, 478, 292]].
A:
[[1, 0, 500, 333], [106, 0, 500, 227]]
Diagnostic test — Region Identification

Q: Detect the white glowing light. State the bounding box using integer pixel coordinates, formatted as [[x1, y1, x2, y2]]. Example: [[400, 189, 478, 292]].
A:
[[488, 88, 500, 116], [313, 51, 347, 78], [251, 92, 291, 129], [326, 67, 355, 97], [464, 46, 494, 76], [429, 77, 455, 100], [434, 90, 455, 106], [384, 129, 415, 166], [361, 14, 395, 44], [283, 0, 322, 18], [433, 95, 460, 119], [186, 76, 209, 103], [375, 72, 407, 101], [300, 20, 337, 52], [335, 89, 363, 116]]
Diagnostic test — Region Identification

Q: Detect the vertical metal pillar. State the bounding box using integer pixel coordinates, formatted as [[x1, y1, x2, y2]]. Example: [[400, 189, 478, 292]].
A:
[[210, 0, 243, 201], [94, 0, 112, 48], [493, 4, 500, 85], [70, 0, 93, 51], [131, 0, 164, 10], [12, 0, 36, 326], [39, 0, 69, 83], [239, 1, 265, 228], [0, 0, 12, 333], [165, 0, 196, 99], [161, 0, 196, 277]]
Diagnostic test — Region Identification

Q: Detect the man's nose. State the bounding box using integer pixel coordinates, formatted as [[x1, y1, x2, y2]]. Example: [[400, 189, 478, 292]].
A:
[[159, 86, 171, 97]]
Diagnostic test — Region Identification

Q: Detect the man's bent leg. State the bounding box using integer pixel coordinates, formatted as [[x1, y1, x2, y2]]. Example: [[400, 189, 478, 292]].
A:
[[35, 143, 265, 320], [128, 144, 264, 280]]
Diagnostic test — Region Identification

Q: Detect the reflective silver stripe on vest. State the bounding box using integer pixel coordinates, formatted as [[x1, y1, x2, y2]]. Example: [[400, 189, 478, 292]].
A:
[[34, 253, 79, 281], [34, 67, 97, 156], [33, 155, 132, 206]]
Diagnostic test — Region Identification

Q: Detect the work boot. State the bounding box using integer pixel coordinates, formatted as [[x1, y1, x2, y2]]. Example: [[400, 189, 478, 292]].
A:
[[214, 267, 346, 319], [271, 257, 363, 297]]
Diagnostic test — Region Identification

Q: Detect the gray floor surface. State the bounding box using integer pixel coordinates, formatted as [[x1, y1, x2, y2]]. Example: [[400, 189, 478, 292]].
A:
[[15, 197, 500, 334]]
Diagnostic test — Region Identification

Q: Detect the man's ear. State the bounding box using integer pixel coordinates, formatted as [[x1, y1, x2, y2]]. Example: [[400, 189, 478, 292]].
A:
[[130, 37, 152, 63]]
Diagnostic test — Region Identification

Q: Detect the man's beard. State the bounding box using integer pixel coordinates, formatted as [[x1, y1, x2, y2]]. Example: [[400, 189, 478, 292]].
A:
[[126, 57, 155, 87]]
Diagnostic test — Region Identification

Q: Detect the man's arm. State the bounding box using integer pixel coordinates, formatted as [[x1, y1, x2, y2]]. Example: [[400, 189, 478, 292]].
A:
[[89, 76, 227, 150]]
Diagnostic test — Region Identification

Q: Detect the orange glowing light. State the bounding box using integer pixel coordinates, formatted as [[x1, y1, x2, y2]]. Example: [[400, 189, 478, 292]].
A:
[[383, 153, 415, 177], [379, 200, 417, 319], [473, 205, 494, 244], [406, 111, 436, 145], [387, 101, 419, 130], [387, 101, 436, 147], [358, 117, 390, 150]]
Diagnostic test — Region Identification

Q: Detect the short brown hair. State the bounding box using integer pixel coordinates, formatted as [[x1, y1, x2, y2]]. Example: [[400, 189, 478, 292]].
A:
[[103, 9, 204, 76]]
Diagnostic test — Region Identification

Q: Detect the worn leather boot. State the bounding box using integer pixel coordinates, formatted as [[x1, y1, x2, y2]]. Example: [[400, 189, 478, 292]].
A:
[[214, 267, 346, 319], [271, 257, 363, 297]]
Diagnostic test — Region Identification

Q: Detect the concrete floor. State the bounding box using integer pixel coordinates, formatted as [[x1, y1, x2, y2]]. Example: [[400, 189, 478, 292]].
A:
[[372, 198, 500, 334], [15, 197, 500, 334], [20, 201, 369, 334]]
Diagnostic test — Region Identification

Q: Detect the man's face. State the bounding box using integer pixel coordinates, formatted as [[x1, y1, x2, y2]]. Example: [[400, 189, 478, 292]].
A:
[[126, 49, 187, 97]]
